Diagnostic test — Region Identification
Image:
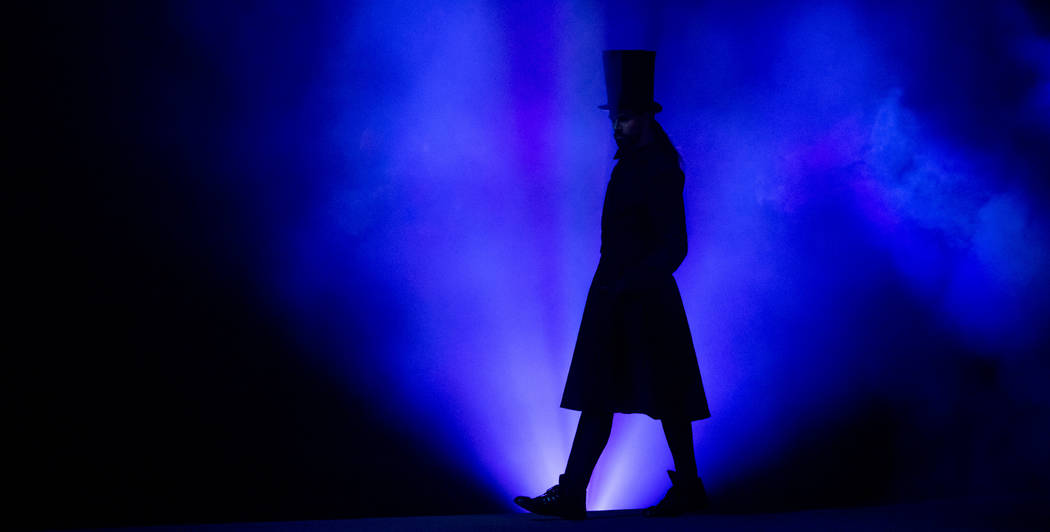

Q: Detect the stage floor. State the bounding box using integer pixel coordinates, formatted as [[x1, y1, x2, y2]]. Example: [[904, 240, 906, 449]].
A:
[[61, 495, 1048, 531]]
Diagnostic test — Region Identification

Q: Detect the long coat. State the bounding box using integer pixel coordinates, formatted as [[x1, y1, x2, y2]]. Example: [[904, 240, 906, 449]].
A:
[[560, 140, 711, 421]]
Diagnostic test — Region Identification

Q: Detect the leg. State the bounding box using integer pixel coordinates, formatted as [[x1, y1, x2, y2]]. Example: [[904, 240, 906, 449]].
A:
[[564, 410, 614, 488], [660, 417, 697, 478], [515, 410, 611, 519], [644, 417, 706, 517]]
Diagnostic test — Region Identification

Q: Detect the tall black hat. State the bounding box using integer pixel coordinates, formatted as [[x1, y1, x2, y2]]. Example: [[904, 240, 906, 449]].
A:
[[598, 49, 662, 113]]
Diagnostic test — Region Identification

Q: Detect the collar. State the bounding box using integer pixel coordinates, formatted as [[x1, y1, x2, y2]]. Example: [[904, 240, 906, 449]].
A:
[[613, 139, 661, 160]]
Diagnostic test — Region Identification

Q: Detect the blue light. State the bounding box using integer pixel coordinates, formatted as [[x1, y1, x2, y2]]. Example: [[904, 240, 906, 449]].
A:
[[169, 0, 1050, 511]]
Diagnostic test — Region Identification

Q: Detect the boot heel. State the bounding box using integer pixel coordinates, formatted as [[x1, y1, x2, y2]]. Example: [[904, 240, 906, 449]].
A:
[[644, 469, 708, 517]]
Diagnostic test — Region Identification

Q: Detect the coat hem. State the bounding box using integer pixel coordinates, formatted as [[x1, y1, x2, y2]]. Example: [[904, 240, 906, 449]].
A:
[[559, 403, 711, 422]]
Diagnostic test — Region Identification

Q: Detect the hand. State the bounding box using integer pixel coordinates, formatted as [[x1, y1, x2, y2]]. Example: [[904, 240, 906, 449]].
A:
[[616, 268, 659, 297], [608, 275, 637, 298]]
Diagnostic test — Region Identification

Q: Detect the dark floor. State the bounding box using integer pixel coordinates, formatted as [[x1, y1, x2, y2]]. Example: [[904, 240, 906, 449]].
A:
[[57, 495, 1049, 532]]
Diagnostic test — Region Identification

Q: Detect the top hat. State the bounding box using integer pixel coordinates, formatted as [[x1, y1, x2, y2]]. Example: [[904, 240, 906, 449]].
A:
[[598, 49, 662, 113]]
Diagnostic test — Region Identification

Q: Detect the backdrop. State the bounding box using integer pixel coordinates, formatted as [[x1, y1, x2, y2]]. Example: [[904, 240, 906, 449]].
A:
[[13, 0, 1050, 529]]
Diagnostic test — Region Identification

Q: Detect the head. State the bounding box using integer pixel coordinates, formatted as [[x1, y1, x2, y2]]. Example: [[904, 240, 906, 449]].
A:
[[609, 107, 655, 150], [606, 107, 681, 163]]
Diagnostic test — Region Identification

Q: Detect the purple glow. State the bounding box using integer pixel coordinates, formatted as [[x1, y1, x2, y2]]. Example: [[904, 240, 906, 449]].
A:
[[168, 0, 1050, 512]]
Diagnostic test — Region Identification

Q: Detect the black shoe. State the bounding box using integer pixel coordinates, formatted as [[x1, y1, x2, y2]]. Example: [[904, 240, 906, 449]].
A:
[[513, 473, 587, 520], [643, 469, 708, 517]]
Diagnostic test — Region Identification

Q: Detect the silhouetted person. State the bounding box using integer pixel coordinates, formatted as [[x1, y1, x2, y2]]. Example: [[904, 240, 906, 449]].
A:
[[514, 50, 711, 519]]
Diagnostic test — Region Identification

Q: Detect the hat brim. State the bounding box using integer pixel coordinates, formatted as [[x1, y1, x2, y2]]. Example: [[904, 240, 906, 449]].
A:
[[598, 102, 663, 113]]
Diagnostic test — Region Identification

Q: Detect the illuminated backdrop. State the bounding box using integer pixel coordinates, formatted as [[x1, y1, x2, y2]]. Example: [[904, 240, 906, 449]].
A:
[[115, 0, 1050, 513]]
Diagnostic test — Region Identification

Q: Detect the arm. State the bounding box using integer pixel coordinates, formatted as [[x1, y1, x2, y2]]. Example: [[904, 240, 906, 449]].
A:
[[616, 167, 688, 294]]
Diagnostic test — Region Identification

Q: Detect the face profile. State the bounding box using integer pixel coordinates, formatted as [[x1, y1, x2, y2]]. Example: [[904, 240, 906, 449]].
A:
[[609, 108, 653, 150]]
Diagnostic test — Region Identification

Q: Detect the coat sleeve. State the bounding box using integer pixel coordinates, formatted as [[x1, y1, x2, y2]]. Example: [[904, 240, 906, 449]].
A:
[[618, 165, 688, 293]]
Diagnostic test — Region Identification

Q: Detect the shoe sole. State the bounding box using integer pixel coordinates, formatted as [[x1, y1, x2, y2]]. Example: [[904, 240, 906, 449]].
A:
[[514, 498, 586, 520]]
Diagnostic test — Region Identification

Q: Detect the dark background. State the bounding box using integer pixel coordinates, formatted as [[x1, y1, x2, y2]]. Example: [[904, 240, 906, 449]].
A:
[[12, 1, 1050, 530], [14, 3, 497, 528]]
